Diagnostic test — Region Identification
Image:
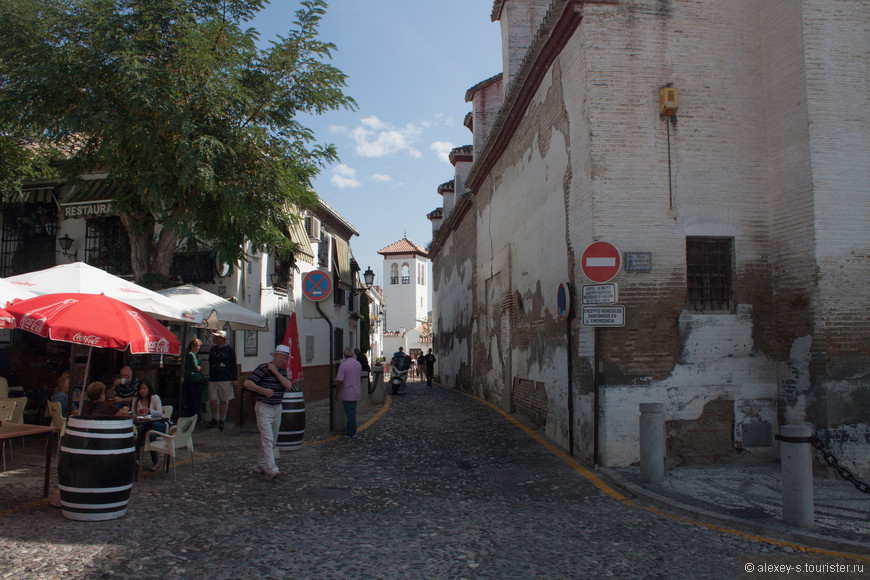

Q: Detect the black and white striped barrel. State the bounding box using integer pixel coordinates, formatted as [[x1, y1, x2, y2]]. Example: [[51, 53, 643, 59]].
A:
[[58, 416, 136, 521], [276, 391, 305, 450]]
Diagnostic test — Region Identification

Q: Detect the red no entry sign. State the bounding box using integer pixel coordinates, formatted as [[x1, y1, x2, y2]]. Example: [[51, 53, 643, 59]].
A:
[[581, 241, 621, 283], [302, 270, 332, 302]]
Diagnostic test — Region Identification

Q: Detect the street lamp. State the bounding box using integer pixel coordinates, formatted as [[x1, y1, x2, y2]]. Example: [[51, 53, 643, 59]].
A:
[[350, 266, 375, 296], [58, 234, 77, 262]]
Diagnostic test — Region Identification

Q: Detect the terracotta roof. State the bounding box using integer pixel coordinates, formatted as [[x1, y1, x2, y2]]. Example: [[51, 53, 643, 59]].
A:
[[377, 236, 428, 257], [427, 208, 443, 220], [449, 145, 473, 165]]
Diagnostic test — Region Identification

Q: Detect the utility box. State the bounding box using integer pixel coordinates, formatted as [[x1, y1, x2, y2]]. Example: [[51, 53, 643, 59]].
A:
[[660, 87, 678, 116]]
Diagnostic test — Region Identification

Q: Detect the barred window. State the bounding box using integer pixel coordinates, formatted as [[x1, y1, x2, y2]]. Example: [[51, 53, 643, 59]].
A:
[[1, 202, 57, 277], [686, 237, 733, 312], [86, 217, 131, 277]]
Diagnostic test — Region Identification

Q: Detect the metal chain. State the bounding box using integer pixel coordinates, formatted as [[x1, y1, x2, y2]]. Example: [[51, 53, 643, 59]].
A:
[[810, 436, 870, 494]]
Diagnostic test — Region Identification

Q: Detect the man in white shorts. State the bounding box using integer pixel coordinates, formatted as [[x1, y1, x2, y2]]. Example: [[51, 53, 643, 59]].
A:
[[207, 330, 237, 430]]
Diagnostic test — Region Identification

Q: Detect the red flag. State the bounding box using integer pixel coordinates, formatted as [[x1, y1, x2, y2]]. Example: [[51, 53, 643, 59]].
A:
[[280, 312, 303, 385]]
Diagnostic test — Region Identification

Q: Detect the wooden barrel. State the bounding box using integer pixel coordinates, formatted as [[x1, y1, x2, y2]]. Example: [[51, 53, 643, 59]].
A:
[[276, 391, 305, 450], [58, 416, 136, 521]]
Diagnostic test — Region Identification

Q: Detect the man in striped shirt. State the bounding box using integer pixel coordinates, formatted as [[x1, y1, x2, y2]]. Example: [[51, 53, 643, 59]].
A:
[[243, 344, 296, 479]]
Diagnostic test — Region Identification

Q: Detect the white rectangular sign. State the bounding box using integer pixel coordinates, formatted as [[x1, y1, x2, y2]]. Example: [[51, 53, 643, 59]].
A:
[[582, 306, 625, 327], [582, 284, 618, 305]]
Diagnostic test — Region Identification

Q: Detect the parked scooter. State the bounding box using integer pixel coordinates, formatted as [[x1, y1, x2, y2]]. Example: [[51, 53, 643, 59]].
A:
[[390, 352, 411, 395], [389, 365, 408, 395]]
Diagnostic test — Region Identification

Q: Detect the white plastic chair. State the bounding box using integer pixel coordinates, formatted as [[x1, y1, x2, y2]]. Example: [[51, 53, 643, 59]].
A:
[[0, 399, 15, 470], [161, 405, 173, 428], [144, 415, 196, 482]]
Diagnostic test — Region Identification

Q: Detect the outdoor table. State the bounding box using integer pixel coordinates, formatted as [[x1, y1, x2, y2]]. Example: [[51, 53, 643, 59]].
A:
[[0, 423, 57, 497], [132, 415, 168, 480]]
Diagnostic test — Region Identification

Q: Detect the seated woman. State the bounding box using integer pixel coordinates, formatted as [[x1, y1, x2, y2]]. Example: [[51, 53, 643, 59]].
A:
[[50, 371, 82, 418], [79, 382, 131, 418], [131, 380, 167, 471]]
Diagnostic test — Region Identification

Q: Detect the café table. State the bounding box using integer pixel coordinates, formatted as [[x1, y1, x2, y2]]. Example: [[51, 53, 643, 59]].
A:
[[0, 423, 58, 497], [132, 415, 169, 480]]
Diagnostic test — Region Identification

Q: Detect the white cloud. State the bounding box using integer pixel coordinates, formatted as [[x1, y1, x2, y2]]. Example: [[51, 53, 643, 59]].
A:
[[330, 164, 361, 189], [370, 173, 391, 182], [430, 141, 455, 164], [349, 116, 423, 158]]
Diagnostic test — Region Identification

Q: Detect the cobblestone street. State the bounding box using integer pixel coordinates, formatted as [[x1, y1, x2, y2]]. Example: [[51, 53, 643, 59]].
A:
[[0, 381, 867, 579]]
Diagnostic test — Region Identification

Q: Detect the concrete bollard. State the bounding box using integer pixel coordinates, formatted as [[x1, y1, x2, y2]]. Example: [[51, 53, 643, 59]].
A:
[[370, 366, 385, 405], [331, 381, 346, 432], [639, 403, 665, 485], [358, 373, 369, 415], [780, 424, 814, 528]]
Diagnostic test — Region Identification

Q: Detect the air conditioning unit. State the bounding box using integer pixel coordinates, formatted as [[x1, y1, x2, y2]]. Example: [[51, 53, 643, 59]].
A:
[[305, 216, 321, 240]]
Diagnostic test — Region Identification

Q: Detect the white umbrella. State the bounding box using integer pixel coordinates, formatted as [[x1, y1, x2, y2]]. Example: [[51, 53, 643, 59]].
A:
[[0, 277, 37, 306], [6, 262, 203, 325], [158, 284, 268, 331]]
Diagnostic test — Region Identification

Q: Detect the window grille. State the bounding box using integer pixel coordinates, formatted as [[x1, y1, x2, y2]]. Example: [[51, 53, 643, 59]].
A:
[[1, 203, 57, 277], [686, 237, 733, 311], [170, 250, 215, 284], [85, 217, 132, 277], [390, 276, 399, 285]]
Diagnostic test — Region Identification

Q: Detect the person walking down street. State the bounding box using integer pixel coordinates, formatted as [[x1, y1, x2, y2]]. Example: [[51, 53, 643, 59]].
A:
[[335, 346, 362, 438], [425, 349, 436, 387], [355, 348, 371, 393], [207, 330, 237, 431], [243, 345, 296, 479], [416, 352, 426, 383], [183, 338, 205, 419]]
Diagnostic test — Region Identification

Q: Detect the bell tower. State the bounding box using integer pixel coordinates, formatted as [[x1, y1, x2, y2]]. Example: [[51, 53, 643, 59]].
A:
[[377, 235, 429, 333]]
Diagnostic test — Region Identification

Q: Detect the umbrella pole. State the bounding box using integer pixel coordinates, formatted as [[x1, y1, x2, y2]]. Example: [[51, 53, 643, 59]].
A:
[[69, 346, 93, 417], [179, 324, 189, 416]]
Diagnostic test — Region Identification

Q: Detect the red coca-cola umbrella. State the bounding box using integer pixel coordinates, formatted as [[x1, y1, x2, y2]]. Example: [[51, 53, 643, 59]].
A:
[[0, 306, 14, 329], [7, 293, 181, 414]]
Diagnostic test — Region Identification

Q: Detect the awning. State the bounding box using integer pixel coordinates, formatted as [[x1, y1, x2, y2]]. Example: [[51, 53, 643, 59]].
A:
[[333, 236, 351, 289], [60, 180, 117, 219], [9, 187, 55, 204], [286, 218, 315, 265]]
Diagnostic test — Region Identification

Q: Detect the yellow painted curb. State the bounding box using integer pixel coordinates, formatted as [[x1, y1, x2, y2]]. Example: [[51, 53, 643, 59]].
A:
[[451, 387, 870, 563]]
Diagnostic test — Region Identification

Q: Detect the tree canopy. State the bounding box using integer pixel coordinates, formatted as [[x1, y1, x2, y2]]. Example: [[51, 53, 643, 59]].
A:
[[0, 0, 355, 282]]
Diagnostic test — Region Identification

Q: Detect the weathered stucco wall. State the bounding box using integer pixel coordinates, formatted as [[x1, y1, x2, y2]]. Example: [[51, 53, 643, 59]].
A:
[[433, 0, 869, 474]]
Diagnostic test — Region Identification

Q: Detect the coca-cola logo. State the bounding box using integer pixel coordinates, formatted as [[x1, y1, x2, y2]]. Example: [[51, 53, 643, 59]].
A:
[[20, 316, 46, 335], [73, 333, 101, 346], [145, 337, 171, 354]]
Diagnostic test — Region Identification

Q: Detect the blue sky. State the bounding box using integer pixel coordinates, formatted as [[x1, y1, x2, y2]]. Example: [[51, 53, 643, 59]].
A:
[[252, 1, 502, 287]]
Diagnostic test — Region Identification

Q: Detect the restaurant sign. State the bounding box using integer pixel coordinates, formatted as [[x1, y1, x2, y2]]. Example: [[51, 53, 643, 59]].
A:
[[63, 201, 114, 219]]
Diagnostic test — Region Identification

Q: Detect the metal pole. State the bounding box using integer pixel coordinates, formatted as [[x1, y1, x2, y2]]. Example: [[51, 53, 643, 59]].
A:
[[593, 327, 600, 468], [566, 284, 574, 457]]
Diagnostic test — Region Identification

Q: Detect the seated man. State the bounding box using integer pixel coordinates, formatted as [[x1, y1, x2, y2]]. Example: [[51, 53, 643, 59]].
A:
[[80, 382, 131, 418], [110, 366, 140, 407]]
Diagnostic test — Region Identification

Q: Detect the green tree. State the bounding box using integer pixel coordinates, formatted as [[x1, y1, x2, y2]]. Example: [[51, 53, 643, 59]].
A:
[[0, 0, 354, 282]]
